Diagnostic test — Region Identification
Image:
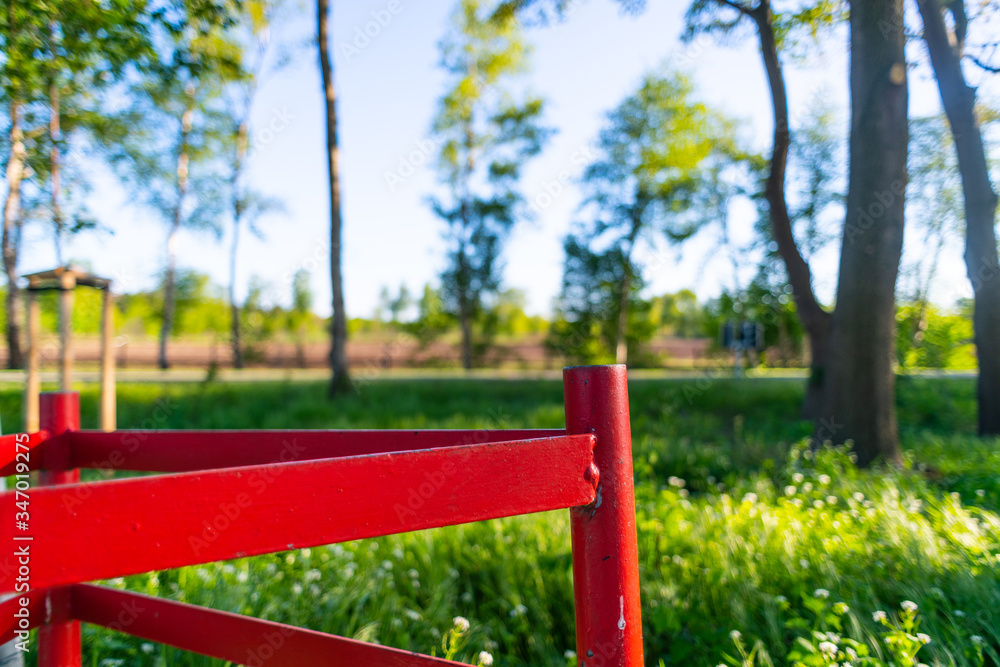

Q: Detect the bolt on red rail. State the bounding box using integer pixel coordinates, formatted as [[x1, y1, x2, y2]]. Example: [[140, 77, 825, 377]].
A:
[[0, 365, 644, 666]]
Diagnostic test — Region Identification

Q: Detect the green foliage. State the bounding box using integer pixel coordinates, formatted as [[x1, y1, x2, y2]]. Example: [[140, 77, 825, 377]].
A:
[[551, 68, 751, 364], [405, 284, 458, 346], [92, 0, 246, 237], [547, 235, 657, 364], [896, 302, 976, 370], [429, 0, 552, 365], [0, 0, 156, 251], [683, 0, 844, 56], [649, 289, 705, 338]]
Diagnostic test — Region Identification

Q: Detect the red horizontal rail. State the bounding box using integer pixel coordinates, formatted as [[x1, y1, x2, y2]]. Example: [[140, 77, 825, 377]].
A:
[[0, 430, 51, 476], [67, 428, 565, 472], [1, 434, 597, 592], [0, 589, 47, 643], [72, 584, 469, 667]]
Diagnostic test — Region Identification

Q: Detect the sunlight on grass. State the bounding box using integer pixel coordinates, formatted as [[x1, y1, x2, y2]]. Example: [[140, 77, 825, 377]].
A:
[[5, 377, 997, 666]]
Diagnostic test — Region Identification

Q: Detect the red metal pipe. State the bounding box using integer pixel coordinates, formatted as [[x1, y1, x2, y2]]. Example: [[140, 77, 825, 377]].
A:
[[0, 588, 45, 643], [0, 430, 49, 476], [65, 428, 565, 472], [72, 584, 472, 667], [37, 392, 82, 667], [3, 434, 597, 592], [564, 366, 644, 667]]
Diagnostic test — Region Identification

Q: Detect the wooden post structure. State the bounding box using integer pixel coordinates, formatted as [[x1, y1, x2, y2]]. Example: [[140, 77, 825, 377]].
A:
[[100, 287, 116, 431], [21, 266, 115, 433], [24, 290, 41, 433]]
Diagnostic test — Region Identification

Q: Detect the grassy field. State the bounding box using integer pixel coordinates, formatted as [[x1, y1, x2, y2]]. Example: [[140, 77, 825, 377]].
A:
[[5, 376, 999, 667]]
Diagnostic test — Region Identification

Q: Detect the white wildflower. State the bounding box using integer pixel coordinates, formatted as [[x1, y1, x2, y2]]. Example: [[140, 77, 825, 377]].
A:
[[901, 600, 918, 612], [814, 588, 830, 599], [818, 474, 832, 485], [453, 616, 470, 632], [819, 641, 838, 656], [478, 651, 494, 666], [916, 633, 931, 645], [873, 611, 888, 623]]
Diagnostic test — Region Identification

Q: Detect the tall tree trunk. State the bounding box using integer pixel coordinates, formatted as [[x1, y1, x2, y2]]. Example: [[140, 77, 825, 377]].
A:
[[459, 286, 473, 369], [159, 106, 193, 370], [318, 0, 351, 395], [916, 0, 1000, 436], [159, 220, 181, 370], [457, 195, 474, 370], [731, 0, 832, 417], [230, 119, 249, 369], [615, 268, 630, 365], [49, 23, 64, 265], [822, 0, 908, 466], [2, 100, 25, 370], [456, 115, 477, 371], [229, 222, 243, 368], [615, 226, 639, 366]]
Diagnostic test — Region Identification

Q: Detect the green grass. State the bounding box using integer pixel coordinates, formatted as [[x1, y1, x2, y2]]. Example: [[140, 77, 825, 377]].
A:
[[6, 376, 998, 667]]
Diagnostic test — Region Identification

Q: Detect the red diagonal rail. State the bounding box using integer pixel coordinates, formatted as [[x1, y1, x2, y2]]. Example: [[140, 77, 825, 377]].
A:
[[66, 428, 565, 472], [1, 434, 597, 592], [0, 431, 51, 476], [0, 589, 47, 643], [72, 584, 468, 667]]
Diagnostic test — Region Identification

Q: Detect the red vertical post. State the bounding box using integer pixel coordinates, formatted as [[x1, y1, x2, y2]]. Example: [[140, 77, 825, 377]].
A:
[[564, 365, 643, 667], [38, 392, 82, 667]]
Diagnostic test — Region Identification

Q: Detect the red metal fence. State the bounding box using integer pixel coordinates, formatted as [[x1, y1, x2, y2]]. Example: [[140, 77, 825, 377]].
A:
[[0, 364, 644, 666]]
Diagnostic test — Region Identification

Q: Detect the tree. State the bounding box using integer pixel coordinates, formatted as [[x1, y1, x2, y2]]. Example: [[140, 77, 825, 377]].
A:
[[821, 0, 908, 466], [376, 284, 412, 324], [1, 0, 150, 368], [96, 4, 243, 369], [553, 70, 751, 365], [548, 234, 657, 364], [288, 268, 313, 368], [685, 0, 841, 417], [317, 0, 350, 394], [915, 0, 1000, 436], [429, 0, 551, 369], [897, 115, 964, 366], [228, 0, 283, 370], [749, 99, 843, 366]]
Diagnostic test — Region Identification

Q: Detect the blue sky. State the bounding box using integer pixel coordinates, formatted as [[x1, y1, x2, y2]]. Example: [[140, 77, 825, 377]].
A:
[[15, 0, 984, 318]]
